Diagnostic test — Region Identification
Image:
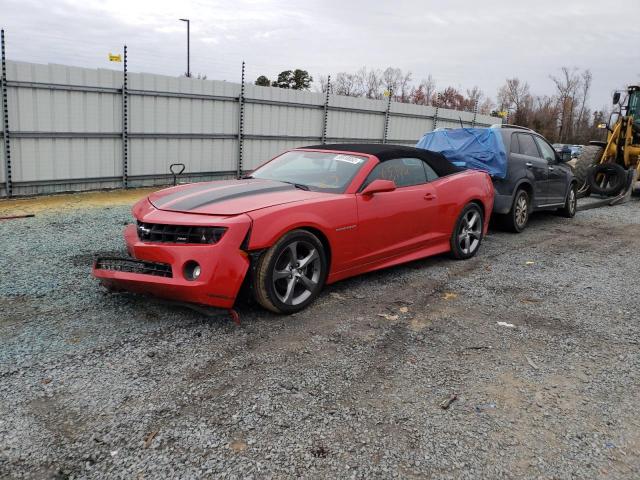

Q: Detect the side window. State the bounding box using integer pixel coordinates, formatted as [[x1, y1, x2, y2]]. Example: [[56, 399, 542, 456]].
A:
[[534, 136, 557, 163], [516, 133, 541, 158], [510, 134, 520, 154], [422, 162, 439, 182], [363, 158, 427, 188]]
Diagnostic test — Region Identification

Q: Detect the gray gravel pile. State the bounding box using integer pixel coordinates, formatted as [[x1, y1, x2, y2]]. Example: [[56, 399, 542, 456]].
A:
[[1, 198, 639, 479]]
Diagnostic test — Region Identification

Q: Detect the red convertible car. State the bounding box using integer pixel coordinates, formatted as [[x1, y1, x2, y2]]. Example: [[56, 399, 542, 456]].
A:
[[93, 144, 494, 314]]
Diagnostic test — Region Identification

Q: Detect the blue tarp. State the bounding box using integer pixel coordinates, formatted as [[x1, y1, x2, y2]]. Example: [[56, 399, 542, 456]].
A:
[[415, 128, 508, 179]]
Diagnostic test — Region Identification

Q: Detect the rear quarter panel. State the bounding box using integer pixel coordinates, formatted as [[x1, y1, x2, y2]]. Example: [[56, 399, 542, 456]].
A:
[[435, 171, 494, 233]]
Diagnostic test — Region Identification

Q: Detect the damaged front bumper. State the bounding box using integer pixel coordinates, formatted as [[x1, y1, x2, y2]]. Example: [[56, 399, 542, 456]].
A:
[[93, 202, 252, 309]]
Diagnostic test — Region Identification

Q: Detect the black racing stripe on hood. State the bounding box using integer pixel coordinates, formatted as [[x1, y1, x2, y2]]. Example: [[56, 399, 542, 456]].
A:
[[163, 181, 296, 211], [152, 181, 238, 207]]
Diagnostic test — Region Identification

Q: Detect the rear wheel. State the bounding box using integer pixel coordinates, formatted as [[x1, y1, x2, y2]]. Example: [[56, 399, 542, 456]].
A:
[[450, 203, 484, 260], [253, 229, 327, 314], [573, 145, 604, 195], [499, 188, 530, 233]]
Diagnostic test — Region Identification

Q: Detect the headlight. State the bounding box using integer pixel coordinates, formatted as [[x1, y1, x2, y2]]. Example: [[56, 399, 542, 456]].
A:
[[136, 222, 227, 244]]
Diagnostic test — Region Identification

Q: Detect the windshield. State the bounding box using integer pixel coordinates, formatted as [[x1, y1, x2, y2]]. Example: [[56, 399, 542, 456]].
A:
[[629, 91, 640, 118], [250, 150, 369, 193]]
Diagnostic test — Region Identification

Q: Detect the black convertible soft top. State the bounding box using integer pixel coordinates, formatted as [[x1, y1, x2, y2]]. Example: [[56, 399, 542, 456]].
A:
[[301, 143, 462, 177]]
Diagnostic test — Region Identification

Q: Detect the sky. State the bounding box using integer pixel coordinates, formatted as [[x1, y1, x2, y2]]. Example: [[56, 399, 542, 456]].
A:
[[1, 0, 638, 110]]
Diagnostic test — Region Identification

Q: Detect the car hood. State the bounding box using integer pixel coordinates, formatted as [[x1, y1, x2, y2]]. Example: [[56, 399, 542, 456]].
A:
[[148, 179, 328, 215]]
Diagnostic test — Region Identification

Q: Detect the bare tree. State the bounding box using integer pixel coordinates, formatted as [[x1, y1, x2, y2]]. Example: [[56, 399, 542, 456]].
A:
[[529, 95, 560, 141], [381, 67, 401, 98], [316, 75, 331, 94], [409, 75, 436, 105], [479, 97, 496, 115], [574, 69, 592, 142], [380, 67, 412, 102], [355, 67, 383, 99], [465, 86, 483, 109], [550, 67, 582, 142], [497, 78, 532, 124], [398, 71, 413, 103], [421, 75, 437, 104], [333, 72, 360, 97]]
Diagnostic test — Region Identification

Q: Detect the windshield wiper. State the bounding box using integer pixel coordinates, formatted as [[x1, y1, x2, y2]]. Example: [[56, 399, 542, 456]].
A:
[[241, 174, 253, 179], [279, 180, 310, 191]]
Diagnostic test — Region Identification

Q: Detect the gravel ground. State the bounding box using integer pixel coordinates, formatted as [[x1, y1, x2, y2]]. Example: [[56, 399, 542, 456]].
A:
[[1, 196, 639, 479]]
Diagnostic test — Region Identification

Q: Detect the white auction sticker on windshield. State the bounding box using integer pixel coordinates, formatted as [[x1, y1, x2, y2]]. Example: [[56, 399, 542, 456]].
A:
[[334, 154, 364, 164]]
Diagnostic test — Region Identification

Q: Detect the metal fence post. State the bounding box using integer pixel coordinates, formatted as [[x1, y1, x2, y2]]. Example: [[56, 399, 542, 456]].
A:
[[121, 45, 129, 188], [432, 93, 442, 131], [321, 75, 331, 144], [471, 100, 478, 128], [1, 30, 12, 197], [382, 89, 392, 144], [237, 61, 245, 179]]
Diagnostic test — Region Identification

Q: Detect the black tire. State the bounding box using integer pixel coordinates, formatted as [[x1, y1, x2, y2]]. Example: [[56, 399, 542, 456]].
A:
[[253, 229, 327, 314], [574, 145, 604, 194], [588, 163, 627, 196], [450, 203, 484, 260], [557, 183, 577, 218], [499, 189, 530, 233]]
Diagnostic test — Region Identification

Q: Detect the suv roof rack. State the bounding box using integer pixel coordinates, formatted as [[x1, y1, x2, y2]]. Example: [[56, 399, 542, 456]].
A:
[[490, 124, 535, 132]]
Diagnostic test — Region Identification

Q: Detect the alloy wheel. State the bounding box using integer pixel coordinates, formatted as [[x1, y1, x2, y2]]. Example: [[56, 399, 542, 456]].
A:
[[457, 209, 482, 255], [272, 240, 321, 306], [569, 188, 576, 215], [515, 194, 528, 228]]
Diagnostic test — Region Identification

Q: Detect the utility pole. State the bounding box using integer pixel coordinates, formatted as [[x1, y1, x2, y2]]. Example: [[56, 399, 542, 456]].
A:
[[179, 18, 190, 77], [1, 29, 12, 197]]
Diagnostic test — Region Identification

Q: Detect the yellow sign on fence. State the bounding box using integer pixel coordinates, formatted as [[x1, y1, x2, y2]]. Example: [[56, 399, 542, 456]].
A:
[[108, 53, 122, 62]]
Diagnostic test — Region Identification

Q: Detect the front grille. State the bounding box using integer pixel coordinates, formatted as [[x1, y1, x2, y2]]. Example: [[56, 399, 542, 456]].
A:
[[136, 221, 226, 244], [95, 257, 173, 278]]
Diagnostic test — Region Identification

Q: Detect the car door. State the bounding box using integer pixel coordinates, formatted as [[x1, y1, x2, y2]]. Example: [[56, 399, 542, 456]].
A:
[[512, 133, 549, 206], [534, 135, 566, 204], [354, 157, 440, 266]]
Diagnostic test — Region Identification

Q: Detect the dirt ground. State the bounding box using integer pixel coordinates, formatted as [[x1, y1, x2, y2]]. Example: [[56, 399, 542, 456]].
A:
[[0, 190, 639, 479]]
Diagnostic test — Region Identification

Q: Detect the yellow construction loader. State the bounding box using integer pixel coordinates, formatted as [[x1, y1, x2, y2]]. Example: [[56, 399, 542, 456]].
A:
[[573, 85, 640, 202]]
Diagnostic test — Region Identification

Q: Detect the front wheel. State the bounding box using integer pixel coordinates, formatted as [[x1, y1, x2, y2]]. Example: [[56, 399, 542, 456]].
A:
[[450, 203, 484, 260], [558, 184, 577, 218], [253, 229, 327, 314]]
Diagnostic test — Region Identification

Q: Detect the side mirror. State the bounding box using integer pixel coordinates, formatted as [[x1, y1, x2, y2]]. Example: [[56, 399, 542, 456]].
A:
[[559, 148, 572, 162], [361, 179, 396, 196], [613, 92, 621, 105]]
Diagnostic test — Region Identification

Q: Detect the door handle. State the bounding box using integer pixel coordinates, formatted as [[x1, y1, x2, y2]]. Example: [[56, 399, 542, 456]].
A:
[[424, 193, 436, 200], [548, 166, 555, 171], [525, 162, 533, 168]]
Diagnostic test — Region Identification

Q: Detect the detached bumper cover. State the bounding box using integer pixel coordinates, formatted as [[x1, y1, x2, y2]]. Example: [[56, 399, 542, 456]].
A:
[[93, 207, 252, 309]]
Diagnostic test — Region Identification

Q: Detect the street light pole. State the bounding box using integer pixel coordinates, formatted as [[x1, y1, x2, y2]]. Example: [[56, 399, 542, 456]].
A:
[[179, 18, 190, 77]]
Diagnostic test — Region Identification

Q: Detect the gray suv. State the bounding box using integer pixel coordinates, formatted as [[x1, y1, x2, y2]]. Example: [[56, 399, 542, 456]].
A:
[[491, 125, 577, 232]]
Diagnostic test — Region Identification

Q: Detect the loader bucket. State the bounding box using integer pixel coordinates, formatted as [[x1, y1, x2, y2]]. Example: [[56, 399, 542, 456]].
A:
[[577, 168, 638, 211]]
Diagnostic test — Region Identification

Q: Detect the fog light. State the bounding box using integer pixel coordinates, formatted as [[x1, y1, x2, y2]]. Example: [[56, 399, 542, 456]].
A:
[[184, 261, 201, 281]]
